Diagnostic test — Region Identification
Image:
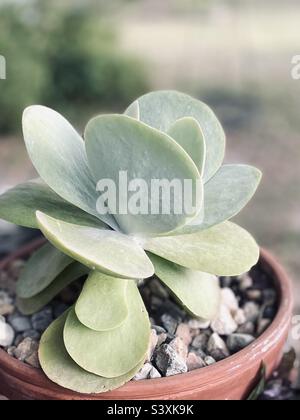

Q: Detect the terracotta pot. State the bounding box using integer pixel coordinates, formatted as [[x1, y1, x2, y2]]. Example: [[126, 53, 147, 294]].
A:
[[0, 240, 293, 400]]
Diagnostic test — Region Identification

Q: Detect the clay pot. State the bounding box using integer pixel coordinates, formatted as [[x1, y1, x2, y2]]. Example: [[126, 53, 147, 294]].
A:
[[0, 240, 293, 400]]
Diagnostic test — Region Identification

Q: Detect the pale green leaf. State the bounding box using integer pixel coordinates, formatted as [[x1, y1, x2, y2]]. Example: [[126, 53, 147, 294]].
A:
[[64, 282, 150, 378], [75, 272, 129, 331], [168, 117, 206, 176], [125, 90, 225, 181], [36, 211, 154, 279], [39, 311, 145, 394], [0, 179, 106, 229], [148, 253, 220, 320], [17, 263, 89, 315], [22, 105, 118, 230], [124, 100, 140, 120], [16, 243, 73, 299], [144, 222, 260, 276], [85, 114, 202, 236], [171, 164, 262, 235]]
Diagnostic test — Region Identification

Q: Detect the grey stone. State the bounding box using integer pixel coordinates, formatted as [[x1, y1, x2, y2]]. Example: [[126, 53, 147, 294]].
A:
[[23, 329, 41, 341], [238, 274, 253, 290], [152, 325, 167, 335], [262, 305, 276, 320], [151, 296, 164, 309], [211, 304, 238, 335], [243, 302, 260, 322], [0, 318, 15, 347], [53, 302, 69, 319], [155, 344, 188, 377], [207, 333, 230, 361], [262, 289, 277, 305], [176, 323, 192, 346], [14, 337, 39, 362], [237, 321, 255, 335], [234, 309, 246, 326], [257, 318, 272, 335], [0, 303, 14, 316], [31, 307, 53, 332], [227, 334, 255, 353], [192, 348, 207, 359], [157, 332, 168, 347], [221, 276, 232, 288], [0, 291, 12, 306], [161, 314, 178, 335], [246, 289, 262, 301], [191, 332, 209, 351], [133, 363, 153, 381], [149, 366, 161, 379], [149, 278, 169, 299], [188, 319, 210, 330], [8, 314, 32, 333], [169, 337, 188, 360], [186, 352, 205, 371], [25, 351, 40, 368], [204, 356, 216, 366], [6, 346, 16, 357], [14, 334, 24, 347]]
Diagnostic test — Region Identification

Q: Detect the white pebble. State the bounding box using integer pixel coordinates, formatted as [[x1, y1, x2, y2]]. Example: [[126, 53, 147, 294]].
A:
[[211, 304, 238, 335], [221, 288, 239, 313], [0, 319, 15, 347]]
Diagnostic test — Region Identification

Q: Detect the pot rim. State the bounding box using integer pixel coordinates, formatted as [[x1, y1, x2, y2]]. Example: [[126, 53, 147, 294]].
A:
[[0, 239, 294, 399]]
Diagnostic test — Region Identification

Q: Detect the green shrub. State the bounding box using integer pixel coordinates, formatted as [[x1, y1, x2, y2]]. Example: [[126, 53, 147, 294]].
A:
[[0, 1, 149, 134]]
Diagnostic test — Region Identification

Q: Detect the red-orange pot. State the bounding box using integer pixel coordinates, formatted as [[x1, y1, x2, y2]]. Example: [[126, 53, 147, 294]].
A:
[[0, 240, 293, 400]]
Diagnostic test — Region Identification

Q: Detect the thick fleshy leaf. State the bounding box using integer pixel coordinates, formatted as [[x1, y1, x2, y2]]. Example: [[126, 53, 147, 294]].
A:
[[39, 311, 145, 394], [22, 105, 118, 230], [171, 164, 262, 235], [125, 91, 225, 181], [0, 179, 106, 229], [17, 263, 89, 315], [64, 282, 150, 378], [16, 243, 73, 299], [36, 212, 154, 279], [124, 100, 140, 120], [85, 114, 202, 236], [75, 272, 129, 331], [168, 117, 206, 176], [148, 253, 220, 320], [144, 222, 260, 276]]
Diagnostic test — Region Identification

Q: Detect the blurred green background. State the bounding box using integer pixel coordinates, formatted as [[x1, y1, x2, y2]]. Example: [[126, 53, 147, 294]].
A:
[[0, 0, 299, 325]]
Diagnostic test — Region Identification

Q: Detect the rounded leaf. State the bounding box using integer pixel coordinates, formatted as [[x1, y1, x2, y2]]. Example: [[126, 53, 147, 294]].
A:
[[64, 282, 150, 378], [39, 311, 145, 394], [171, 164, 262, 235], [168, 117, 206, 176], [75, 272, 129, 331], [17, 263, 88, 316], [85, 114, 202, 236], [22, 105, 118, 230], [144, 222, 260, 276], [36, 211, 154, 280], [149, 253, 220, 320], [0, 179, 106, 230], [125, 91, 225, 181], [16, 243, 73, 299]]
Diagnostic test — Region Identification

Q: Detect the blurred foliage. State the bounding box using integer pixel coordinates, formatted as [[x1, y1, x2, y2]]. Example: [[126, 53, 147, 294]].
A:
[[0, 0, 149, 134]]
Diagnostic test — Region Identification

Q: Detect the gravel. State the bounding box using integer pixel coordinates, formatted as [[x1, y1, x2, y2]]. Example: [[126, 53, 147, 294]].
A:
[[0, 258, 279, 379]]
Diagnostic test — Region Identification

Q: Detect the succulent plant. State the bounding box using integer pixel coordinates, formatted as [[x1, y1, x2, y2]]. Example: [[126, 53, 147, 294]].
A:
[[0, 91, 261, 393]]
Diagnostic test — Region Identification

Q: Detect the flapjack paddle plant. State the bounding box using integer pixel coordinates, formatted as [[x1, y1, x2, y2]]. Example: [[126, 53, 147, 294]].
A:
[[0, 91, 261, 393]]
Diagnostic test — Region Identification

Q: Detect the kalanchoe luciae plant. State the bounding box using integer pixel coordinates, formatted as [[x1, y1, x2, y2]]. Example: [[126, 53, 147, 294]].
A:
[[0, 91, 261, 393]]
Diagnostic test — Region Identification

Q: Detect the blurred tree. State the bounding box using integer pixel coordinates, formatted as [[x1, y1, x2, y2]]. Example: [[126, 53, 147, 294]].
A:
[[0, 0, 149, 133]]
